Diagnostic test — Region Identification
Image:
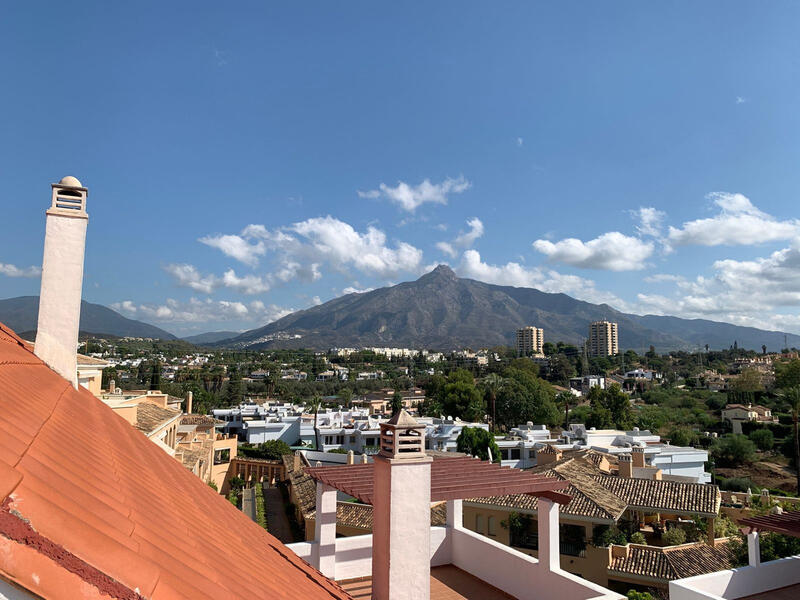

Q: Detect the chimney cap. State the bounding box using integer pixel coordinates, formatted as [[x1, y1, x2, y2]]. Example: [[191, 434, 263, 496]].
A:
[[59, 175, 83, 188]]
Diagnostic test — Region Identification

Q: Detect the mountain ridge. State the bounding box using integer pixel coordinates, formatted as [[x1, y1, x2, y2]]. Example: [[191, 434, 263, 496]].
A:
[[214, 265, 800, 352], [0, 296, 177, 340]]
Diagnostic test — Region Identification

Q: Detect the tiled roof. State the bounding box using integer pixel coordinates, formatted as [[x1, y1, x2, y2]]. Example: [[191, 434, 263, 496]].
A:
[[179, 414, 223, 426], [135, 402, 181, 434], [609, 542, 734, 582], [77, 354, 110, 365], [467, 453, 720, 521], [284, 452, 317, 516], [468, 456, 626, 522], [598, 474, 720, 517], [0, 322, 350, 600]]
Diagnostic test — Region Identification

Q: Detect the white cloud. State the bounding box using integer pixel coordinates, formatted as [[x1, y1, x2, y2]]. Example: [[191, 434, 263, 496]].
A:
[[633, 207, 666, 238], [0, 263, 41, 278], [342, 286, 374, 295], [164, 264, 271, 295], [198, 234, 266, 266], [112, 297, 292, 325], [358, 176, 470, 212], [221, 269, 271, 294], [667, 192, 799, 247], [456, 250, 626, 307], [163, 264, 219, 293], [736, 96, 748, 105], [436, 217, 484, 258], [635, 240, 800, 333], [517, 137, 524, 147], [533, 232, 654, 271], [643, 273, 685, 284]]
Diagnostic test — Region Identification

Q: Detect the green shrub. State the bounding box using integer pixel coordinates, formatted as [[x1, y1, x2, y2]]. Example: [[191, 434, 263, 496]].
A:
[[629, 531, 646, 545], [662, 527, 687, 546], [718, 476, 758, 493], [627, 592, 655, 600], [748, 428, 774, 451], [592, 525, 627, 547]]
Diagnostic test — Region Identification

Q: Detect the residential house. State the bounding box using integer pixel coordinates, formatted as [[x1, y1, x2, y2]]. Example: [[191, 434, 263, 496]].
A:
[[463, 450, 723, 592], [722, 403, 778, 434]]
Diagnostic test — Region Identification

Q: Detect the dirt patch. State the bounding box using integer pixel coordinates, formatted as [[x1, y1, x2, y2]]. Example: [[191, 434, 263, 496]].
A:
[[717, 460, 797, 493]]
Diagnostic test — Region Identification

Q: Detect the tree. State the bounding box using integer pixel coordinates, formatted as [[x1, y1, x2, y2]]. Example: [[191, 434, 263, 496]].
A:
[[713, 434, 756, 467], [731, 369, 764, 394], [456, 427, 500, 462], [748, 428, 774, 452], [240, 439, 292, 460], [495, 369, 560, 429], [224, 368, 243, 406], [776, 360, 800, 389], [482, 373, 504, 432], [338, 387, 353, 408], [778, 386, 800, 494], [586, 384, 632, 430], [441, 370, 485, 422], [307, 395, 322, 450], [548, 354, 575, 386], [667, 428, 695, 447], [150, 362, 161, 391], [557, 390, 573, 429]]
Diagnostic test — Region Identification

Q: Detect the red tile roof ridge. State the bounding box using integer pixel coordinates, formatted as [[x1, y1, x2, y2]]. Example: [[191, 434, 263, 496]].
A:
[[0, 320, 353, 600], [0, 498, 144, 600]]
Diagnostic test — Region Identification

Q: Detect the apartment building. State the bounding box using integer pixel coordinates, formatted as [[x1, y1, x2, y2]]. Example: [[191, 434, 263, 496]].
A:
[[589, 320, 619, 357], [517, 326, 545, 356]]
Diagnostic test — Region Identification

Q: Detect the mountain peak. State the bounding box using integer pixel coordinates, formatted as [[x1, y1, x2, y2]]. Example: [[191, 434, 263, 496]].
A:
[[418, 264, 458, 283]]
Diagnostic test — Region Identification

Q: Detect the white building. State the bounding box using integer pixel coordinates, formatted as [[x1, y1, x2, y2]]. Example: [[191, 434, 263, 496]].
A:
[[559, 424, 711, 483]]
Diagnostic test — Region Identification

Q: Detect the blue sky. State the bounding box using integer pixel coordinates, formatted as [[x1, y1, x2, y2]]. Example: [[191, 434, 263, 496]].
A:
[[2, 2, 800, 336]]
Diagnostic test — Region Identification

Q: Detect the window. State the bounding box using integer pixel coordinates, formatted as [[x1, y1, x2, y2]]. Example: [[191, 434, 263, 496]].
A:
[[475, 515, 484, 534], [488, 516, 497, 537], [510, 449, 521, 460]]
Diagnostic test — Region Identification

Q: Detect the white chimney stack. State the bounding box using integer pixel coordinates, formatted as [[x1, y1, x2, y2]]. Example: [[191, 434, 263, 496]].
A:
[[34, 176, 88, 389]]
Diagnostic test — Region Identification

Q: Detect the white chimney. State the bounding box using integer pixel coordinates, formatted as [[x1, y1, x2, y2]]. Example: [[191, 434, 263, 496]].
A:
[[34, 176, 88, 389]]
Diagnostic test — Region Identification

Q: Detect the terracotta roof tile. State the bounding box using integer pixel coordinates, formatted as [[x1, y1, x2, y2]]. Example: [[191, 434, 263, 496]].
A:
[[609, 542, 734, 582], [467, 453, 719, 521], [135, 401, 181, 433], [0, 322, 350, 600]]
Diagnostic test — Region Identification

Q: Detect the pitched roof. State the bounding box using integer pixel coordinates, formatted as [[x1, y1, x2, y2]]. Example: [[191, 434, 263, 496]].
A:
[[0, 322, 350, 600], [179, 414, 223, 426], [608, 542, 734, 582], [77, 353, 110, 365], [284, 452, 318, 516], [598, 474, 719, 517], [134, 402, 181, 434], [468, 456, 626, 522], [466, 453, 719, 521]]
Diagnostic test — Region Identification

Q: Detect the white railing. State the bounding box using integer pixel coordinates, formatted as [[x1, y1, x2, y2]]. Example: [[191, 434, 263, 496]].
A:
[[288, 525, 622, 600], [669, 554, 800, 600]]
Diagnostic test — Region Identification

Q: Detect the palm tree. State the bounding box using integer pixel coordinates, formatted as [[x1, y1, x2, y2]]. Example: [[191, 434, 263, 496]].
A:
[[482, 374, 504, 432], [780, 386, 800, 495], [307, 394, 323, 451], [557, 390, 574, 429]]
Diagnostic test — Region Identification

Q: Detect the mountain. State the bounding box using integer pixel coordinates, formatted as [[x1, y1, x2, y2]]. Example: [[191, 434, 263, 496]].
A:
[[182, 331, 241, 345], [215, 265, 800, 352], [0, 296, 177, 340]]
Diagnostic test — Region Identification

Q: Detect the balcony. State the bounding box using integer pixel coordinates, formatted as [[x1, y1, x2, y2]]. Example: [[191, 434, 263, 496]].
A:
[[288, 522, 622, 600]]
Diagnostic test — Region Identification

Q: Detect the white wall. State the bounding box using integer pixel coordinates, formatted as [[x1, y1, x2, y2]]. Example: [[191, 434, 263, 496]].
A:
[[669, 555, 800, 600]]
